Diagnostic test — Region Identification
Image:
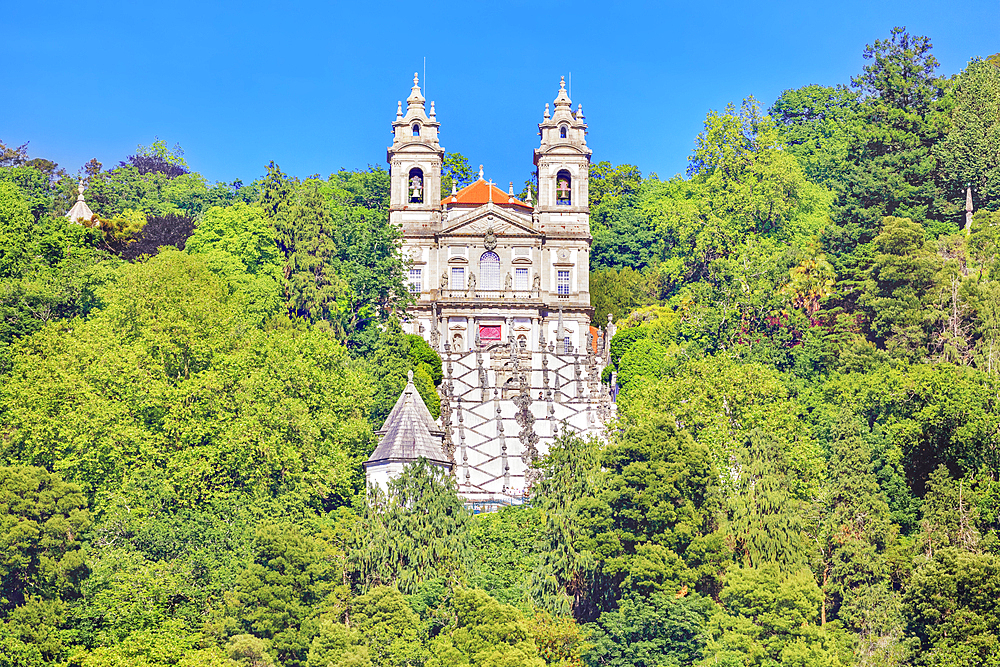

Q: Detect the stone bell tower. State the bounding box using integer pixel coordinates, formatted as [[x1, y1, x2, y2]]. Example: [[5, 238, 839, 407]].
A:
[[388, 73, 444, 232], [533, 76, 592, 237]]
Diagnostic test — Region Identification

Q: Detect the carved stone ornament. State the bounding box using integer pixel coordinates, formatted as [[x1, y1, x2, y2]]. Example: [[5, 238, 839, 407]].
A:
[[484, 228, 498, 251]]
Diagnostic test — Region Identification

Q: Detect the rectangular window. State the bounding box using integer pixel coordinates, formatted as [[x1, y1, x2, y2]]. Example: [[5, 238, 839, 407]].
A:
[[408, 268, 421, 293], [451, 267, 465, 290], [515, 268, 529, 291], [557, 270, 571, 295]]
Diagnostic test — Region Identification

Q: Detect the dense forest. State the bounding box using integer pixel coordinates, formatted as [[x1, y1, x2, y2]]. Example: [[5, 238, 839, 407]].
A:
[[2, 27, 1000, 667]]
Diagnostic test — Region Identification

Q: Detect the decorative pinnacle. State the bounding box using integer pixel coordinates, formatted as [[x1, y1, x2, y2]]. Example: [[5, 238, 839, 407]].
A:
[[406, 72, 425, 108], [396, 101, 402, 119], [544, 103, 550, 119], [478, 164, 484, 180], [77, 182, 85, 200], [508, 182, 514, 196], [451, 181, 457, 196], [430, 100, 436, 117], [407, 369, 414, 382], [554, 76, 572, 109]]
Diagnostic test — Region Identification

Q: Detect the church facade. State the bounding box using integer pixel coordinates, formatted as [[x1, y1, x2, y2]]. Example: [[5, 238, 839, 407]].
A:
[[367, 74, 615, 506]]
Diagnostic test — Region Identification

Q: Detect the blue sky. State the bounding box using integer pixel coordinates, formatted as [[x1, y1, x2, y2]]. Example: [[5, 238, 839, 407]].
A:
[[3, 0, 998, 187]]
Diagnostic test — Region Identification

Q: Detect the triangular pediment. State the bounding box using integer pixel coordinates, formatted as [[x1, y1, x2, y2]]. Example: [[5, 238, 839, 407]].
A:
[[440, 205, 540, 238]]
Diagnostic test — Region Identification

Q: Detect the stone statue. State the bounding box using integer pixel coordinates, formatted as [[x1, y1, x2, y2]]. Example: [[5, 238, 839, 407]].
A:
[[504, 272, 512, 291], [532, 273, 540, 292], [440, 272, 449, 290], [467, 272, 476, 297]]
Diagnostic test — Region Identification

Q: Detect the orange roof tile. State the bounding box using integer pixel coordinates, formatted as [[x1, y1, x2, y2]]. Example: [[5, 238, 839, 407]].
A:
[[442, 179, 532, 209]]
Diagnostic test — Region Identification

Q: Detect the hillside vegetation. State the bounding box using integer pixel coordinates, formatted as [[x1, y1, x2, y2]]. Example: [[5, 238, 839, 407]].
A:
[[2, 28, 1000, 667]]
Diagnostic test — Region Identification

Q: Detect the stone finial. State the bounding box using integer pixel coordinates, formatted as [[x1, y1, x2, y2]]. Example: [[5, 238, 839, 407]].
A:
[[544, 103, 550, 120], [407, 369, 414, 382], [406, 73, 425, 110], [508, 181, 514, 196], [554, 76, 572, 109], [966, 185, 974, 236], [66, 179, 94, 225], [577, 103, 583, 118], [430, 101, 436, 117], [396, 101, 403, 119], [451, 181, 457, 196], [478, 164, 484, 180]]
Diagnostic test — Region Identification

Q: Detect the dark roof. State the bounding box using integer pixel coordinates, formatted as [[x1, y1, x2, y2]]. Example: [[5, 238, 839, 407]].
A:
[[365, 372, 450, 467]]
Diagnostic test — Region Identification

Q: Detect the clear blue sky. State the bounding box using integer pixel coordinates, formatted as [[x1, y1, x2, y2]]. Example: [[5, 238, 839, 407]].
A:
[[3, 0, 998, 187]]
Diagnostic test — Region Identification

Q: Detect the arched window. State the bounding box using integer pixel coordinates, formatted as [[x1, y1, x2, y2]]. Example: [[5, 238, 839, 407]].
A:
[[556, 170, 571, 205], [479, 251, 501, 290], [412, 123, 420, 136], [559, 126, 567, 139], [408, 168, 424, 203]]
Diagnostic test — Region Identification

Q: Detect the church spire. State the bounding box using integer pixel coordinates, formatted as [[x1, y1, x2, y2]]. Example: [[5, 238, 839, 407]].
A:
[[554, 75, 572, 110], [406, 72, 425, 112]]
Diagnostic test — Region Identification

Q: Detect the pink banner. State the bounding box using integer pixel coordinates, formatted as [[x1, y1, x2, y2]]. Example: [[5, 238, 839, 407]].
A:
[[479, 325, 501, 341]]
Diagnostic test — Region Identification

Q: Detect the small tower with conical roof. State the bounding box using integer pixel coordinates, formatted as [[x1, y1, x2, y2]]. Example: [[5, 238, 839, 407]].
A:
[[66, 181, 94, 225], [363, 370, 453, 492], [388, 73, 445, 232]]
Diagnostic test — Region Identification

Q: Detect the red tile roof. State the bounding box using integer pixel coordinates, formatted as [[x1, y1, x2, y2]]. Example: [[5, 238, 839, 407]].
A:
[[442, 179, 532, 210]]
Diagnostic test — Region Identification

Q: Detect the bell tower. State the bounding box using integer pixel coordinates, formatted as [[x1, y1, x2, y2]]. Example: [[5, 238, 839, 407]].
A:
[[533, 76, 592, 236], [388, 73, 444, 231]]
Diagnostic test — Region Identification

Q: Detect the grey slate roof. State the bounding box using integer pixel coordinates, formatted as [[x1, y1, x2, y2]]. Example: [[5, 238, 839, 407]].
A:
[[364, 371, 451, 467]]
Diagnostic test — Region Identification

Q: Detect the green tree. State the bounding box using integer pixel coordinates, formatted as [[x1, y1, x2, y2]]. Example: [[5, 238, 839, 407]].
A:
[[427, 587, 545, 667], [230, 524, 348, 667], [597, 416, 725, 597], [352, 459, 470, 595], [827, 27, 950, 272], [186, 202, 281, 277], [770, 84, 861, 186], [0, 466, 91, 611], [441, 152, 476, 197], [904, 548, 1000, 666], [935, 57, 1000, 219], [467, 506, 543, 609], [859, 216, 940, 355], [700, 564, 851, 666], [585, 592, 713, 667], [530, 434, 605, 621]]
